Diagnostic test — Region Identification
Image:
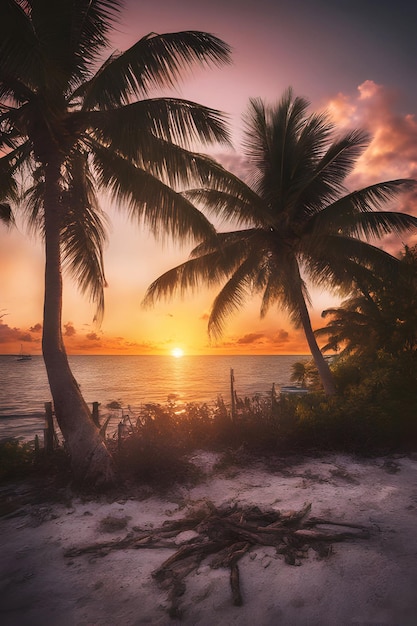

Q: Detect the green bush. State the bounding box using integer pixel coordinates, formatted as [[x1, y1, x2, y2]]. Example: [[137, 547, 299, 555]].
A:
[[0, 439, 36, 481], [291, 350, 417, 452]]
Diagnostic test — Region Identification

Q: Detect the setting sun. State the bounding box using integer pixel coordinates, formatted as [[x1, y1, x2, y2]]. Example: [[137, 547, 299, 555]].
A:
[[171, 347, 184, 358]]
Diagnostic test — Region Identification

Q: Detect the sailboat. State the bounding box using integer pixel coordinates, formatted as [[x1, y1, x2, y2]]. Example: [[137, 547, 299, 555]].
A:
[[17, 345, 32, 361]]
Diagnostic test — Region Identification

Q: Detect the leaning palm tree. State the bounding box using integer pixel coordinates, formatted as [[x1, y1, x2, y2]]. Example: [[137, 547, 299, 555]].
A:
[[0, 0, 232, 485], [144, 90, 417, 395]]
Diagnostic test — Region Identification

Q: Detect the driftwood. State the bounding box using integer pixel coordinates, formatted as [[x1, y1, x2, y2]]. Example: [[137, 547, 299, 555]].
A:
[[65, 501, 371, 618]]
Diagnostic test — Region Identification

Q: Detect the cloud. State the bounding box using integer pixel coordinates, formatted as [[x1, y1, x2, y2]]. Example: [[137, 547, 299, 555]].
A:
[[29, 323, 42, 333], [324, 81, 417, 251], [0, 318, 30, 344], [86, 332, 101, 341], [235, 329, 290, 347], [64, 322, 76, 337], [326, 81, 417, 186], [237, 332, 266, 345], [211, 325, 307, 354], [271, 329, 290, 344], [61, 326, 161, 354]]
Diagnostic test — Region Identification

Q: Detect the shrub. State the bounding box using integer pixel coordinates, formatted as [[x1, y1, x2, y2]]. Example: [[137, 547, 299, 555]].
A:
[[0, 438, 36, 481]]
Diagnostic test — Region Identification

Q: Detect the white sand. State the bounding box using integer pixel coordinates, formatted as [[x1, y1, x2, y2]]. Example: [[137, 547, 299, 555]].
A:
[[1, 452, 417, 625]]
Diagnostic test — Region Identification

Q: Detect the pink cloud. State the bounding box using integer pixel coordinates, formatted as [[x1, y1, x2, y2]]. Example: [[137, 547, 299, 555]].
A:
[[324, 81, 417, 251], [326, 81, 417, 186]]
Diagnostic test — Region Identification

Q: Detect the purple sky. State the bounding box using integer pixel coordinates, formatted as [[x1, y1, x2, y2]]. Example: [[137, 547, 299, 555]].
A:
[[1, 0, 416, 355]]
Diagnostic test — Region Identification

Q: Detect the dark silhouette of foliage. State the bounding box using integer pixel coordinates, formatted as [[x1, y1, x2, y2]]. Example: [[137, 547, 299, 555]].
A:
[[144, 89, 417, 395], [0, 0, 231, 486]]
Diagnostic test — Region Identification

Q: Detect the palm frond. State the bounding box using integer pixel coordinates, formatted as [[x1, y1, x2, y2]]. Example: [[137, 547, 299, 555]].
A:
[[66, 0, 122, 79], [0, 0, 41, 89], [0, 170, 19, 206], [0, 76, 34, 109], [78, 30, 231, 109], [22, 163, 47, 235], [0, 203, 14, 226], [60, 204, 108, 324], [302, 233, 401, 293], [208, 255, 263, 339], [184, 188, 266, 227], [60, 153, 109, 322], [86, 101, 232, 193], [242, 91, 312, 204], [304, 179, 417, 237], [143, 229, 262, 311], [258, 253, 310, 326], [343, 211, 417, 239], [89, 98, 230, 153], [31, 0, 121, 90], [294, 129, 370, 217], [259, 276, 285, 318], [143, 249, 231, 306], [91, 142, 216, 243], [189, 229, 258, 258]]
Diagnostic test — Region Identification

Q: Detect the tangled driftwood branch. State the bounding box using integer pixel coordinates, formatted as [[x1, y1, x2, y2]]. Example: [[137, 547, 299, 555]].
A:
[[65, 501, 371, 618]]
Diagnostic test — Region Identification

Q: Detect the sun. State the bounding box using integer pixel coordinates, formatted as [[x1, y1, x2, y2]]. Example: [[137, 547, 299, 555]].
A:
[[171, 347, 184, 358]]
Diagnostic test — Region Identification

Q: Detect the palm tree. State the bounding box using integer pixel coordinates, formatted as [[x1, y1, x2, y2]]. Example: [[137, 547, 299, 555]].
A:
[[0, 0, 232, 486], [315, 293, 387, 358], [144, 90, 417, 395], [316, 245, 417, 356]]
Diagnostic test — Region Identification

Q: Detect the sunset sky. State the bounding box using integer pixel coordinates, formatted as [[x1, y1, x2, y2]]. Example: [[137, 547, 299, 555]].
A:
[[1, 0, 417, 356]]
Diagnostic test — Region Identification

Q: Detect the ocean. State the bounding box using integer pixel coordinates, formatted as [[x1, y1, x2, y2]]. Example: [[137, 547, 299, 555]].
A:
[[0, 354, 307, 441]]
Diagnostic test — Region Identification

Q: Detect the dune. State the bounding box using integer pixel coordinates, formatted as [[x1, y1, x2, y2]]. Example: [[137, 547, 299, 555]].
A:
[[1, 451, 417, 625]]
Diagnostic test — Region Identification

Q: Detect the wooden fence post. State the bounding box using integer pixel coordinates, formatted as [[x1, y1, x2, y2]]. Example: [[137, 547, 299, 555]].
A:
[[44, 402, 54, 454], [92, 402, 100, 428], [230, 368, 236, 421], [118, 421, 124, 451]]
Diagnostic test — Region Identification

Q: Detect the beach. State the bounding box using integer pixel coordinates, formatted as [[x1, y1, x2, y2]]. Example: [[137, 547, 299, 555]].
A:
[[1, 451, 417, 625]]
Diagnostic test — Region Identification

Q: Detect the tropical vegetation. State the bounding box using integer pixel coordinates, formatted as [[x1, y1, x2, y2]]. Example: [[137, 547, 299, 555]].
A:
[[144, 89, 417, 395], [315, 244, 417, 357], [0, 0, 232, 486]]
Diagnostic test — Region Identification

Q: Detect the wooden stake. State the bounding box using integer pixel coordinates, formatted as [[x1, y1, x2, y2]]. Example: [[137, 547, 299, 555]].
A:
[[44, 402, 54, 454], [230, 368, 236, 420], [92, 402, 100, 428]]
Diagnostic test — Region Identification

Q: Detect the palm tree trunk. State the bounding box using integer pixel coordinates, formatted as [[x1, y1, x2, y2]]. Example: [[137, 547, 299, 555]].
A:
[[42, 161, 115, 487], [293, 271, 336, 395]]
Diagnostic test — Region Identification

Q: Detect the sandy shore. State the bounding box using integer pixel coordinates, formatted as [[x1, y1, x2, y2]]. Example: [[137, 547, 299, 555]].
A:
[[1, 451, 417, 625]]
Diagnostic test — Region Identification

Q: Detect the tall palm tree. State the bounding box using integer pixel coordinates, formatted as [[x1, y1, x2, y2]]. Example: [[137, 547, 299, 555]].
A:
[[144, 90, 417, 395], [0, 0, 232, 486]]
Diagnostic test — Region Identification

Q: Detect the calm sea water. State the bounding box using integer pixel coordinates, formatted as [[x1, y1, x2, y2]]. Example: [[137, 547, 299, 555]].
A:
[[0, 354, 306, 441]]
